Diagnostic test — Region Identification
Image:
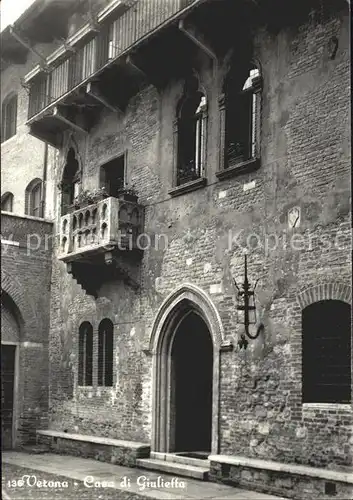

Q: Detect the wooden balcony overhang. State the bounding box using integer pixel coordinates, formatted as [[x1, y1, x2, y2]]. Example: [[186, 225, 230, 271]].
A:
[[25, 0, 207, 145]]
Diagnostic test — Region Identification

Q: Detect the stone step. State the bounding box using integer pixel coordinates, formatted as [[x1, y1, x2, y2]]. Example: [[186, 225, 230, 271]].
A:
[[136, 458, 209, 480], [151, 451, 210, 468]]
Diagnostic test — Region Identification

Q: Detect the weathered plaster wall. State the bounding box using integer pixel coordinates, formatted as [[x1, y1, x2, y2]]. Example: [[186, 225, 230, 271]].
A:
[[46, 3, 352, 468], [1, 43, 59, 219]]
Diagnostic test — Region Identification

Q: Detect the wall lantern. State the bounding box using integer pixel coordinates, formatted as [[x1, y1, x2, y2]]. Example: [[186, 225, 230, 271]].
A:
[[234, 252, 264, 350]]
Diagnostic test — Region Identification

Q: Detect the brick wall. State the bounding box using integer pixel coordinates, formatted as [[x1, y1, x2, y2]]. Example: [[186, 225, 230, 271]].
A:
[[1, 213, 53, 444], [6, 0, 350, 469]]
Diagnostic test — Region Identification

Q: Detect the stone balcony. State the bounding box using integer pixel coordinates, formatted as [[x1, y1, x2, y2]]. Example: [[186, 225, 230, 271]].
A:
[[58, 196, 144, 297]]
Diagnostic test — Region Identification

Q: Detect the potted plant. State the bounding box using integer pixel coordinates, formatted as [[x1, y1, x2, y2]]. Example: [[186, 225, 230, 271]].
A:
[[72, 190, 92, 210], [178, 160, 199, 185], [227, 141, 246, 165], [72, 187, 109, 210], [91, 186, 109, 203], [117, 184, 138, 203]]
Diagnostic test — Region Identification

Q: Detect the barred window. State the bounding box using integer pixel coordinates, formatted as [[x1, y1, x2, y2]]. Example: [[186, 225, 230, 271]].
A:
[[302, 300, 351, 404], [1, 192, 14, 212], [98, 319, 114, 387], [78, 322, 93, 386], [1, 93, 17, 143]]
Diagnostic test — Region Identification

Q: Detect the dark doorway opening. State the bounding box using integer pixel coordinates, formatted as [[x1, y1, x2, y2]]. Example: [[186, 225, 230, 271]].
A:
[[100, 154, 125, 197], [171, 312, 213, 453], [1, 345, 16, 449]]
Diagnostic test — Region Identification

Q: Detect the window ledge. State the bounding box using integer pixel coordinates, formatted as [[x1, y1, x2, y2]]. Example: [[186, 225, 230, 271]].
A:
[[1, 134, 17, 146], [303, 403, 352, 411], [216, 158, 260, 181], [169, 177, 207, 197], [1, 211, 53, 224]]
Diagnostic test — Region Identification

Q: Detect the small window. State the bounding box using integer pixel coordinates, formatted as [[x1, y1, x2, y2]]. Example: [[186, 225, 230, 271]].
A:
[[222, 63, 261, 169], [302, 300, 351, 404], [100, 155, 125, 197], [61, 148, 80, 215], [1, 192, 14, 212], [25, 178, 42, 217], [78, 322, 93, 386], [1, 93, 17, 143], [176, 77, 207, 186], [98, 319, 114, 387]]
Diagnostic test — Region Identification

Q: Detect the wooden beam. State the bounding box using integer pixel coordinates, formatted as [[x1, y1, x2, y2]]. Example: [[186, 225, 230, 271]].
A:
[[178, 19, 217, 65], [53, 106, 88, 134], [126, 55, 147, 79], [86, 82, 121, 112]]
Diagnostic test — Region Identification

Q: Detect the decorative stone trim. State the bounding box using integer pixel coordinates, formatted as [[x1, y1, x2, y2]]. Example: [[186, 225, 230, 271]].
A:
[[148, 283, 232, 456], [303, 403, 352, 413], [296, 283, 351, 309], [1, 269, 33, 331], [147, 283, 230, 353], [168, 177, 207, 197], [216, 158, 260, 180]]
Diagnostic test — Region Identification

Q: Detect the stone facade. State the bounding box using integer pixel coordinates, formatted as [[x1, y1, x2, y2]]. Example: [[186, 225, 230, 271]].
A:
[[1, 0, 351, 495]]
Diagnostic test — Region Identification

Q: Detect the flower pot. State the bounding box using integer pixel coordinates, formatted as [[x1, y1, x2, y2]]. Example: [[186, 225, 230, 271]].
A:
[[119, 193, 138, 203]]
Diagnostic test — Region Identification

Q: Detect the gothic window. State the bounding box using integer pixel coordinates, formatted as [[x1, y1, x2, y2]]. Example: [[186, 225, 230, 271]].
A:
[[1, 93, 17, 143], [175, 75, 207, 186], [220, 62, 262, 172], [25, 178, 42, 217], [302, 300, 351, 404], [1, 192, 14, 212], [98, 319, 114, 387], [61, 148, 80, 215], [78, 322, 93, 386]]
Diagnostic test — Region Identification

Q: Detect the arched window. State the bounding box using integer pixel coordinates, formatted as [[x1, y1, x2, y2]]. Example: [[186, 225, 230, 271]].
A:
[[1, 93, 17, 143], [25, 178, 42, 217], [61, 148, 80, 215], [302, 300, 351, 403], [1, 192, 14, 212], [220, 62, 262, 171], [98, 319, 114, 387], [175, 74, 207, 186], [78, 322, 93, 386]]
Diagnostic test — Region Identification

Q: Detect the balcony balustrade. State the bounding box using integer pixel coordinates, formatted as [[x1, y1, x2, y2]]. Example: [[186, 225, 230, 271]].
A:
[[58, 196, 143, 261], [26, 0, 196, 134], [58, 196, 144, 297]]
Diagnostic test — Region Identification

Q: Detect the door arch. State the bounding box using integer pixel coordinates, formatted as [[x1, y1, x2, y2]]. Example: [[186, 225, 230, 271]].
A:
[[149, 284, 229, 455]]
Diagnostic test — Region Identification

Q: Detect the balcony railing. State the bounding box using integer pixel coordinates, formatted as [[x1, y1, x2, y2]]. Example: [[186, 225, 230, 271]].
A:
[[58, 196, 144, 262], [27, 0, 195, 119]]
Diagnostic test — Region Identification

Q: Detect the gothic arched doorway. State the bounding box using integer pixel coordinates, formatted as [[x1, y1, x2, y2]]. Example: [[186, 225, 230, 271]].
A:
[[171, 311, 213, 453], [149, 284, 227, 456]]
